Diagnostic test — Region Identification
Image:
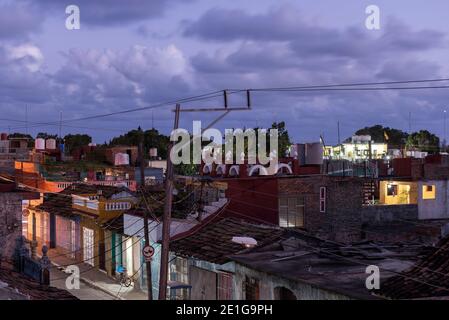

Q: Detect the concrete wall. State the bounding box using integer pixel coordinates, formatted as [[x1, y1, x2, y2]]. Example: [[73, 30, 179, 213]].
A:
[[233, 263, 351, 300], [278, 176, 365, 243], [361, 204, 419, 225], [0, 193, 25, 261], [418, 180, 449, 220]]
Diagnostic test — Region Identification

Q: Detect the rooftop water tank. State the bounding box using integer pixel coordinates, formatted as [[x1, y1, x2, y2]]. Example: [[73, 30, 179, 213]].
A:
[[35, 138, 45, 150], [114, 152, 130, 166], [149, 148, 158, 158], [305, 142, 323, 165], [46, 138, 56, 150]]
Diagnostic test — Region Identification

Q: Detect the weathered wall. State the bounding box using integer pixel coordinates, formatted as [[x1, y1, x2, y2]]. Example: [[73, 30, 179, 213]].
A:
[[278, 176, 364, 243], [189, 266, 217, 300], [0, 193, 24, 261], [361, 204, 419, 225], [417, 180, 449, 220], [233, 263, 352, 300]]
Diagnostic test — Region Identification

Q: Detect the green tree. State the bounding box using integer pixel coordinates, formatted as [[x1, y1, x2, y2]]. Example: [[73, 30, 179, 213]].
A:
[[63, 134, 92, 154], [406, 130, 440, 153], [348, 125, 408, 149], [36, 132, 58, 139], [271, 121, 291, 157], [109, 127, 170, 159]]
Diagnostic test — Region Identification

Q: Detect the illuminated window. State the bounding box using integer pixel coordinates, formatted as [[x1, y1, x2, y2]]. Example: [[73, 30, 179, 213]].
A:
[[387, 184, 398, 196], [279, 196, 304, 228], [422, 185, 436, 200]]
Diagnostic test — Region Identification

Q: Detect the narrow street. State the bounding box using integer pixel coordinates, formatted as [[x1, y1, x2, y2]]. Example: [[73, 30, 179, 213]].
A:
[[50, 266, 117, 300]]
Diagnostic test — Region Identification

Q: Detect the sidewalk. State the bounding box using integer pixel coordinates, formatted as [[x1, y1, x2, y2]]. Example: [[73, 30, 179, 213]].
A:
[[46, 249, 147, 300]]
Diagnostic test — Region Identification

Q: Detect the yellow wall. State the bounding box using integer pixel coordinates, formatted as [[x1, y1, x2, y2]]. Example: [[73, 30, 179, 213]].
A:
[[72, 193, 135, 223], [422, 184, 436, 200], [380, 181, 418, 205]]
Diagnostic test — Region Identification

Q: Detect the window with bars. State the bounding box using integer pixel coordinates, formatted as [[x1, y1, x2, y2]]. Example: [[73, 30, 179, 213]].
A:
[[279, 196, 305, 227]]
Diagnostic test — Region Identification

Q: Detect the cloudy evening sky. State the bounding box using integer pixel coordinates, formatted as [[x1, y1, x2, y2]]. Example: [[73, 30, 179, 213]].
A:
[[1, 0, 449, 144]]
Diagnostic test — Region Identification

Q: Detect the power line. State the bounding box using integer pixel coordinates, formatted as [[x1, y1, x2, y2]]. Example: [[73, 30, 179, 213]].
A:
[[9, 90, 225, 131], [229, 77, 449, 91], [7, 77, 449, 132]]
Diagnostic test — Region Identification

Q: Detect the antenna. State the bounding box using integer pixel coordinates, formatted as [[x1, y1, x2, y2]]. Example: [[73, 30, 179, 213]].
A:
[[151, 110, 154, 129], [409, 111, 412, 133], [25, 105, 28, 135], [59, 110, 63, 139], [337, 121, 341, 145]]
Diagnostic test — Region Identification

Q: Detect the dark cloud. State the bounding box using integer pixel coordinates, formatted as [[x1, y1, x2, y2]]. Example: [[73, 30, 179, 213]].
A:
[[35, 0, 191, 26], [1, 3, 448, 144], [183, 6, 306, 41], [184, 6, 447, 143], [0, 2, 44, 40]]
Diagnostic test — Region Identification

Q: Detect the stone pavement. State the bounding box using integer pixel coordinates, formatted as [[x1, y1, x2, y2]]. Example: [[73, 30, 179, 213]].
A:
[[45, 248, 147, 300]]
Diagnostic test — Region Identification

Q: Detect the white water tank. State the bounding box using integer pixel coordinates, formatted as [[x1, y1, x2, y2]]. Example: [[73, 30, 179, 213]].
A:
[[305, 142, 323, 165], [114, 152, 130, 166], [149, 148, 158, 157], [35, 138, 45, 150], [46, 138, 56, 150], [291, 143, 306, 165]]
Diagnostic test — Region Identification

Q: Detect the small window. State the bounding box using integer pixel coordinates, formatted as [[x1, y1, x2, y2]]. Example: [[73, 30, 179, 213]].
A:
[[422, 185, 436, 200], [387, 184, 398, 196], [319, 187, 326, 213], [279, 196, 304, 228]]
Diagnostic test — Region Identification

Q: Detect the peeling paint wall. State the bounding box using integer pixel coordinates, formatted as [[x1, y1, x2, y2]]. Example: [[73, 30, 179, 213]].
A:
[[233, 263, 352, 300]]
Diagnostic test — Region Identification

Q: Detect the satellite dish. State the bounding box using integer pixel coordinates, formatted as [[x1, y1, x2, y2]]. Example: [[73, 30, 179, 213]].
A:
[[232, 236, 257, 248]]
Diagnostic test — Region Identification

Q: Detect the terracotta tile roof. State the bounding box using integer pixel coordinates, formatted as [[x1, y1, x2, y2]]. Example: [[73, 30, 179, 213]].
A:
[[0, 264, 77, 300], [35, 193, 75, 218], [380, 236, 449, 299], [60, 183, 132, 198], [170, 217, 285, 264]]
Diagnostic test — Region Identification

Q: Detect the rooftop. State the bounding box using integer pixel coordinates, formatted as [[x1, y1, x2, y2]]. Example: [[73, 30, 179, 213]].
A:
[[170, 217, 285, 264], [380, 235, 449, 299], [229, 235, 428, 300], [60, 183, 132, 198]]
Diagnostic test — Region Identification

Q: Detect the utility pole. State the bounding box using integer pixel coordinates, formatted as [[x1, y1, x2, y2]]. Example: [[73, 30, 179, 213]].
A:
[[158, 91, 251, 300], [158, 104, 180, 300], [139, 131, 153, 300]]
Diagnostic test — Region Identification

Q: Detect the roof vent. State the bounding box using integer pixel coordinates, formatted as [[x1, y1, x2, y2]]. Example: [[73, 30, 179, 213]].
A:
[[232, 236, 257, 248]]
